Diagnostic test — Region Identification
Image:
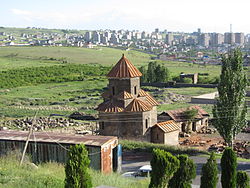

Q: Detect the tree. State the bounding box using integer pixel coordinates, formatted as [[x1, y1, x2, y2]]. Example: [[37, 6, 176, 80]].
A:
[[200, 152, 218, 188], [149, 149, 180, 188], [169, 154, 196, 188], [147, 61, 157, 83], [183, 108, 198, 132], [65, 144, 92, 188], [236, 171, 250, 188], [213, 49, 247, 146], [139, 66, 148, 83], [221, 147, 237, 188]]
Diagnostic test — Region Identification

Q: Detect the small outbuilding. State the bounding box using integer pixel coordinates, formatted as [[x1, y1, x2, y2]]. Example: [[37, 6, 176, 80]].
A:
[[158, 106, 209, 133], [0, 130, 120, 173], [151, 120, 180, 145]]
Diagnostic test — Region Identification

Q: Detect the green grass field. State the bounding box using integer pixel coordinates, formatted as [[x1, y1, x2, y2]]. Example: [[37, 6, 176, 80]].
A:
[[0, 46, 222, 118], [0, 46, 154, 70], [0, 152, 149, 188]]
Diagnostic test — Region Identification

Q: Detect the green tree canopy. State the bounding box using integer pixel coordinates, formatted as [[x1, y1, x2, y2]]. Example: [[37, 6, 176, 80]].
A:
[[213, 49, 247, 146], [65, 144, 92, 188]]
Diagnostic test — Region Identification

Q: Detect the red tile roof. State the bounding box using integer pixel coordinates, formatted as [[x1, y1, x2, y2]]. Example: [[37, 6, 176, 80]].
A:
[[107, 54, 142, 78], [154, 120, 180, 133], [96, 101, 124, 113], [115, 91, 133, 100], [138, 89, 158, 106], [125, 98, 152, 112], [164, 105, 209, 122]]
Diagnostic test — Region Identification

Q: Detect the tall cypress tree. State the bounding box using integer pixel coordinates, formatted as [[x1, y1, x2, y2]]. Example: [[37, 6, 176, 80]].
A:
[[213, 49, 247, 146], [221, 147, 237, 188], [169, 154, 196, 188], [149, 149, 180, 188], [200, 152, 218, 188], [65, 144, 92, 188]]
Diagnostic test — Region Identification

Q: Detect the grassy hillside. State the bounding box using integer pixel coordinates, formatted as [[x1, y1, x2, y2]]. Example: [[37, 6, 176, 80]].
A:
[[0, 46, 154, 70]]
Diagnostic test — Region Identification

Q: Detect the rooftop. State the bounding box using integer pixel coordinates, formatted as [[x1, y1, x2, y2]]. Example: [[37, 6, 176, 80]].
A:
[[107, 54, 142, 78], [0, 130, 117, 147], [154, 120, 180, 133]]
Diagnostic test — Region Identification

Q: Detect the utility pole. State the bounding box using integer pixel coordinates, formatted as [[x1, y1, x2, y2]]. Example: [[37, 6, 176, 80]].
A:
[[20, 111, 37, 165]]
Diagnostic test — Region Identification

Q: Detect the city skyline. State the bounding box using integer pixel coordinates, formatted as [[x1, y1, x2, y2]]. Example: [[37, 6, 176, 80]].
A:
[[1, 0, 250, 33]]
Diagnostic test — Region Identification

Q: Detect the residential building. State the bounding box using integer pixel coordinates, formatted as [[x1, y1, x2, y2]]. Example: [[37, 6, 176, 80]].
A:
[[235, 32, 245, 45], [165, 33, 174, 45], [224, 32, 235, 45]]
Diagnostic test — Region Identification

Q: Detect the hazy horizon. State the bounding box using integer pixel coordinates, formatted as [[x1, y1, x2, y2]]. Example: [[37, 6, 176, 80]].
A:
[[1, 0, 250, 34]]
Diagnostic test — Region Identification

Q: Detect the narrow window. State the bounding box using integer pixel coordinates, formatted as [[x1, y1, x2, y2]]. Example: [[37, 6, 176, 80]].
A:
[[112, 86, 115, 95], [145, 119, 148, 129], [134, 86, 137, 95]]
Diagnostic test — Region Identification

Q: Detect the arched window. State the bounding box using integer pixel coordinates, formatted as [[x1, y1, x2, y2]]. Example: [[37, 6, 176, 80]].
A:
[[145, 119, 148, 129], [112, 86, 115, 95]]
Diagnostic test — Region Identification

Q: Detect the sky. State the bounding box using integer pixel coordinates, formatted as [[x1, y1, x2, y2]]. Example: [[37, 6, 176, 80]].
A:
[[1, 0, 250, 33]]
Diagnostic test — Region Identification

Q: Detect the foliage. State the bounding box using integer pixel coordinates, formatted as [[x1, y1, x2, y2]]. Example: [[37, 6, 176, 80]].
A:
[[149, 149, 180, 188], [213, 49, 248, 146], [65, 144, 92, 188], [119, 139, 208, 155], [183, 77, 193, 84], [236, 171, 250, 188], [183, 108, 198, 122], [200, 152, 219, 188], [221, 147, 237, 188], [0, 64, 109, 89], [169, 154, 196, 188], [139, 61, 170, 83], [0, 151, 149, 188]]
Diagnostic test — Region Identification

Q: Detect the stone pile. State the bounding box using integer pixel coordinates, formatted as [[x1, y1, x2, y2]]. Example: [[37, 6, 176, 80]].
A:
[[1, 117, 96, 132], [197, 126, 217, 134], [180, 138, 211, 147], [208, 141, 250, 158]]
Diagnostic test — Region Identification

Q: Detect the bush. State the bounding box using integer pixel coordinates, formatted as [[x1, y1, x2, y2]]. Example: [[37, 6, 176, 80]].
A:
[[236, 171, 250, 188], [221, 147, 237, 188], [183, 77, 193, 84], [65, 144, 92, 188], [169, 154, 196, 188], [149, 149, 179, 188], [200, 152, 218, 188]]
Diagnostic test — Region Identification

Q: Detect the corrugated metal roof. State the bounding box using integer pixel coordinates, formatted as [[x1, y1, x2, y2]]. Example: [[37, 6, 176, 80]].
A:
[[107, 54, 142, 78], [97, 101, 124, 113], [0, 130, 117, 147], [115, 91, 133, 100], [138, 89, 158, 106], [125, 98, 152, 112], [154, 120, 179, 133], [165, 105, 209, 122]]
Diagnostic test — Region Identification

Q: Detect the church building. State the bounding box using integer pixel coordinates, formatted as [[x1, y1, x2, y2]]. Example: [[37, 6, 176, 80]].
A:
[[97, 54, 158, 141]]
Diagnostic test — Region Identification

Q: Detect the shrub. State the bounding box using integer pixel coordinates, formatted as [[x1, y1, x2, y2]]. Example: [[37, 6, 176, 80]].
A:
[[65, 144, 92, 188], [149, 149, 180, 188], [200, 152, 218, 188], [183, 77, 193, 84], [221, 147, 237, 188], [169, 154, 196, 188], [236, 171, 250, 188]]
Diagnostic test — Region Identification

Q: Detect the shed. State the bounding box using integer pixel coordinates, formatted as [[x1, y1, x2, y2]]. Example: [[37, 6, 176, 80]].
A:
[[0, 130, 120, 173], [151, 120, 180, 145], [158, 106, 209, 133]]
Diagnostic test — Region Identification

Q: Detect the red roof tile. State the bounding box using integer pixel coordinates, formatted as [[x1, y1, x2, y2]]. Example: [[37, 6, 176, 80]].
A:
[[154, 120, 180, 133], [107, 54, 142, 78], [138, 89, 158, 106], [164, 105, 209, 122], [115, 91, 133, 100], [125, 98, 152, 112], [97, 101, 124, 113]]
